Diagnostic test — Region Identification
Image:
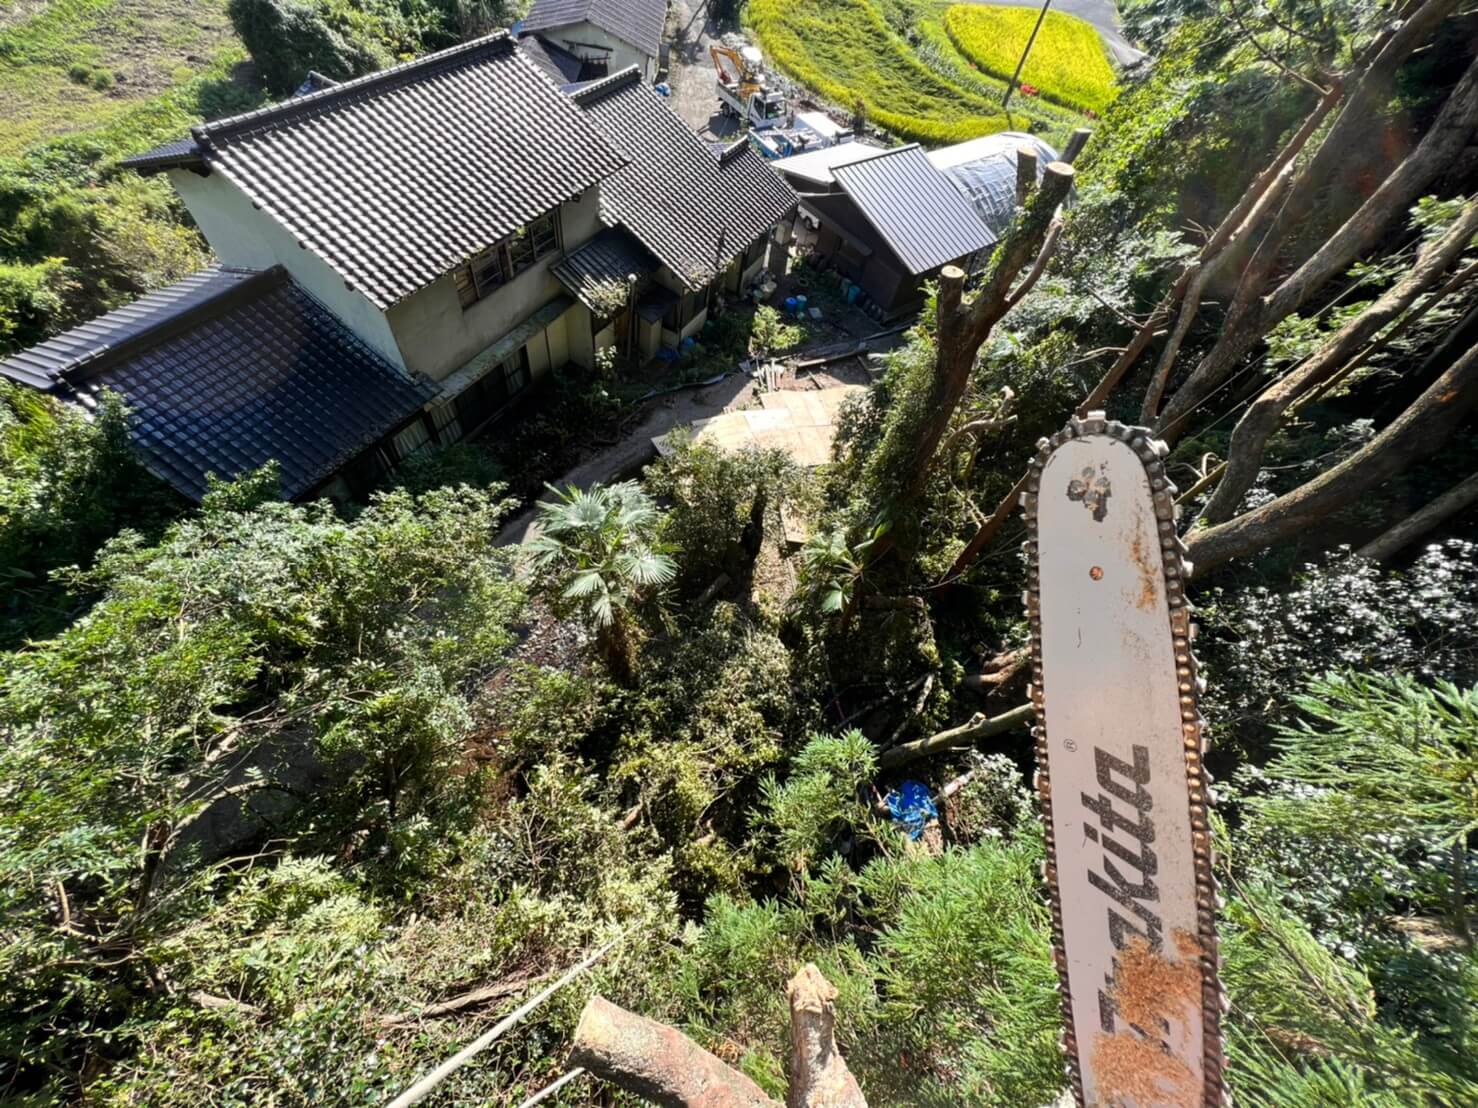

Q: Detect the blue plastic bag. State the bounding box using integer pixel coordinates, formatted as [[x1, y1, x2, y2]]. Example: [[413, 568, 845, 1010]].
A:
[[885, 780, 937, 840]]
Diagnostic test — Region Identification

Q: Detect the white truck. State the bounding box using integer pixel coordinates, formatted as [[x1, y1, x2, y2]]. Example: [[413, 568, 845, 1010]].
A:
[[711, 45, 787, 131]]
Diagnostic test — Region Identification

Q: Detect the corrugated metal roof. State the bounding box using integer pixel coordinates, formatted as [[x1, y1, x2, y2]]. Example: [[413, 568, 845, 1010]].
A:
[[176, 33, 625, 309], [772, 141, 891, 188], [830, 144, 997, 275], [574, 68, 798, 290], [522, 0, 667, 58], [928, 132, 1062, 238], [551, 227, 659, 311], [2, 267, 435, 501]]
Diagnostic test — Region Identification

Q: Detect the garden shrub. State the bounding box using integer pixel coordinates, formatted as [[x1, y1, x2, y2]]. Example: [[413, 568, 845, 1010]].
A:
[[229, 0, 393, 95], [944, 5, 1118, 115]]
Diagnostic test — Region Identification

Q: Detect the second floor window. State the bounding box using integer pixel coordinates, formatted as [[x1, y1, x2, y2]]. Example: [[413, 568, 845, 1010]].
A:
[[454, 212, 561, 309]]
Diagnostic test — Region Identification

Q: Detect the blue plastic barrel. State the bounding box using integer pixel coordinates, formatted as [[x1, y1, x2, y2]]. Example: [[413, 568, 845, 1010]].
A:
[[785, 297, 798, 314]]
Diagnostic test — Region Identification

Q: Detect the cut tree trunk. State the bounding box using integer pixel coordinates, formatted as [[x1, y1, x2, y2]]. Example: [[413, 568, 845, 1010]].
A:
[[1184, 339, 1478, 573], [1355, 469, 1478, 563], [896, 163, 1075, 505], [1200, 198, 1478, 523], [786, 964, 868, 1108], [569, 996, 780, 1108], [1152, 0, 1464, 438]]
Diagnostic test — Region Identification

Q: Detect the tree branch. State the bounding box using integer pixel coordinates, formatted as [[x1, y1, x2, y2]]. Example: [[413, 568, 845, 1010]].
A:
[[1201, 199, 1478, 523], [879, 703, 1033, 769], [1184, 339, 1478, 574]]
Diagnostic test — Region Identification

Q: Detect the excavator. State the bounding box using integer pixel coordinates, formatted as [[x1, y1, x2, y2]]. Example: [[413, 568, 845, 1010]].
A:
[[711, 44, 787, 131]]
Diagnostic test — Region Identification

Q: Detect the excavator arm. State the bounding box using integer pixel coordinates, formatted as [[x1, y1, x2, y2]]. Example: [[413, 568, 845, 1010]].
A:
[[710, 44, 747, 87]]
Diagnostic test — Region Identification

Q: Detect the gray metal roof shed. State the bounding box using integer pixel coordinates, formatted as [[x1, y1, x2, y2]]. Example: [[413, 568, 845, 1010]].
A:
[[830, 144, 998, 275]]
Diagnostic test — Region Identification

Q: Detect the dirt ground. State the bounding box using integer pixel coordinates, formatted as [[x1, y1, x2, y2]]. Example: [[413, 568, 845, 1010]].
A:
[[663, 0, 740, 138]]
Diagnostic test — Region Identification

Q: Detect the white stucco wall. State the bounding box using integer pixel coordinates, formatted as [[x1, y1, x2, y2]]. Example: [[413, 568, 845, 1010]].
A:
[[549, 21, 656, 79], [167, 167, 405, 369]]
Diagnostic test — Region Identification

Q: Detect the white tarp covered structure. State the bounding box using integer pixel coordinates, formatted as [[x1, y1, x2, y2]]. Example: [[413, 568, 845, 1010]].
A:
[[927, 131, 1061, 237]]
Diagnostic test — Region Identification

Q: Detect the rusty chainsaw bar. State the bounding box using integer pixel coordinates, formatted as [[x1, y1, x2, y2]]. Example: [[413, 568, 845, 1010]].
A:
[[1022, 413, 1225, 1107]]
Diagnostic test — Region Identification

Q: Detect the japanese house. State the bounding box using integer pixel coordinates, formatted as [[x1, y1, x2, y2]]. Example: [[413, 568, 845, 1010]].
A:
[[775, 132, 1059, 318], [519, 0, 667, 81], [0, 33, 796, 503]]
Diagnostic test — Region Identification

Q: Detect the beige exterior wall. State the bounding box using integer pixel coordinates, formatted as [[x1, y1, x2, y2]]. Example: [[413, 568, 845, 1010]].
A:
[[171, 166, 605, 385], [546, 21, 656, 79], [167, 167, 405, 369], [568, 302, 598, 370], [385, 186, 603, 381]]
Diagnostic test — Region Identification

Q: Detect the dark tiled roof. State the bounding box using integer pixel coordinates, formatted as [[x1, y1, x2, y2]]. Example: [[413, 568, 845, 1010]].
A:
[[551, 227, 658, 311], [122, 72, 343, 174], [0, 267, 435, 501], [519, 33, 586, 84], [172, 33, 625, 309], [831, 144, 997, 274], [522, 0, 666, 58], [293, 70, 341, 96], [573, 68, 797, 289], [0, 267, 260, 390], [121, 135, 206, 173]]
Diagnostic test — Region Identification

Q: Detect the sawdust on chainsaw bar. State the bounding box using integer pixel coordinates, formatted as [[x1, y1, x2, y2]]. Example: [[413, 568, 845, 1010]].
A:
[[1090, 930, 1203, 1106]]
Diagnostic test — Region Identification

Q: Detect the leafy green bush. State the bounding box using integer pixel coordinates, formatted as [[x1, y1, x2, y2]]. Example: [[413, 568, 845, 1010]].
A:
[[944, 5, 1118, 115], [0, 480, 526, 1087], [643, 434, 806, 590], [228, 0, 392, 95], [0, 386, 184, 643]]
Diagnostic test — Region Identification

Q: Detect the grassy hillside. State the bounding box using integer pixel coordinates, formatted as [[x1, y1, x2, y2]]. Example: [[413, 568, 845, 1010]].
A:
[[0, 0, 248, 158], [748, 0, 1098, 146], [747, 0, 1084, 145], [945, 5, 1117, 115], [0, 1, 262, 355]]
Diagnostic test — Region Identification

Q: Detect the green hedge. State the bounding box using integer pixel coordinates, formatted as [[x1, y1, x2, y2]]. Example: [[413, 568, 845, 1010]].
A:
[[944, 4, 1117, 116]]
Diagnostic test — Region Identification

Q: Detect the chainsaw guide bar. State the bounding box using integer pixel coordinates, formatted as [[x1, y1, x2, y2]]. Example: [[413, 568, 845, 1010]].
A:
[[1022, 413, 1226, 1107]]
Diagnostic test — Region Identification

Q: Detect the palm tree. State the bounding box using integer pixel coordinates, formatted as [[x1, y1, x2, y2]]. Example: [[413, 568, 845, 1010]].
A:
[[527, 481, 676, 681]]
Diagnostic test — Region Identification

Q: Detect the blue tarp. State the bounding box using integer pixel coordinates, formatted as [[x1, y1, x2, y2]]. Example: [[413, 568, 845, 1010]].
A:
[[885, 780, 937, 840]]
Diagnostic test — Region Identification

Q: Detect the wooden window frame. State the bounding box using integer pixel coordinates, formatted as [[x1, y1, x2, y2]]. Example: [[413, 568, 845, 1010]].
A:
[[453, 211, 562, 310]]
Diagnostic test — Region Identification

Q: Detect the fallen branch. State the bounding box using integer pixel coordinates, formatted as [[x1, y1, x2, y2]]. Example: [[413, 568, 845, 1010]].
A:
[[378, 970, 554, 1028], [1185, 340, 1478, 574], [884, 672, 935, 748], [879, 703, 1033, 769], [388, 937, 621, 1108], [189, 990, 262, 1019], [517, 1068, 587, 1108], [1200, 198, 1478, 524], [1356, 470, 1478, 563], [569, 996, 780, 1107]]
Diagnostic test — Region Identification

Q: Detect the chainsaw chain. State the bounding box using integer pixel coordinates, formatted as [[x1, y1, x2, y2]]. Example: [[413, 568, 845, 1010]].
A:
[[1020, 411, 1228, 1107]]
